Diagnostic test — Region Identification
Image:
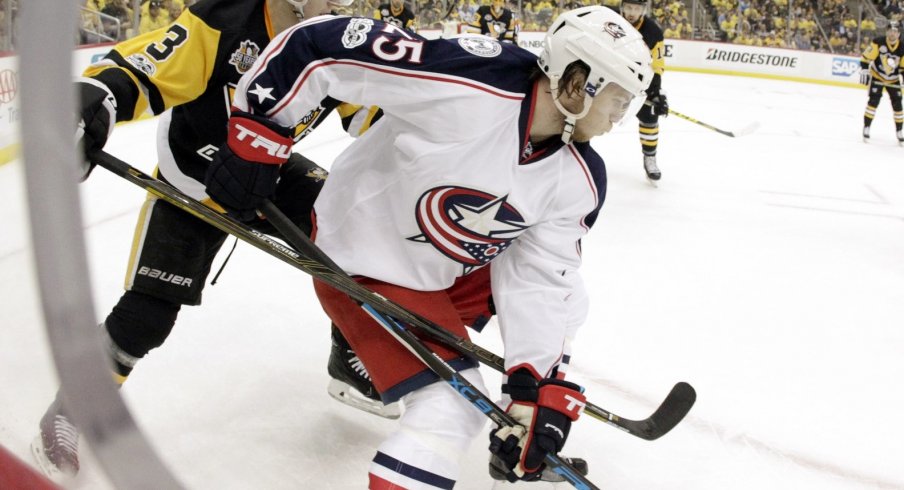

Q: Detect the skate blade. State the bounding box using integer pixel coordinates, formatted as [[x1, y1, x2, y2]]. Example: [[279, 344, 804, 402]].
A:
[[646, 176, 659, 188], [327, 379, 401, 419], [30, 436, 75, 483]]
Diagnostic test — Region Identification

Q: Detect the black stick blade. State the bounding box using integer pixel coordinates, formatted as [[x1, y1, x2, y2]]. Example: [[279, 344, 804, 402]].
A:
[[628, 382, 696, 440]]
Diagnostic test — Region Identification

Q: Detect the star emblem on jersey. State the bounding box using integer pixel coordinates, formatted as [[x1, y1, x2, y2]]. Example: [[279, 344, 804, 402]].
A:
[[408, 186, 527, 271], [248, 83, 275, 103]]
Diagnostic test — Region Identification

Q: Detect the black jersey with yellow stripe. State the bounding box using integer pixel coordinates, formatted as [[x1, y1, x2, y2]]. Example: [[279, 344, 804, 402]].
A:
[[374, 3, 417, 32], [81, 0, 366, 199], [861, 36, 904, 85], [632, 15, 665, 94], [465, 6, 517, 43]]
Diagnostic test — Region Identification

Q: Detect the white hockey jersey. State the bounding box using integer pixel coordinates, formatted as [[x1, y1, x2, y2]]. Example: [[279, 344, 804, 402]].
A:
[[233, 16, 607, 377]]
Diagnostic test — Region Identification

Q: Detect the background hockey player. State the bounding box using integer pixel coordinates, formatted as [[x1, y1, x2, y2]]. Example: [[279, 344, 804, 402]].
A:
[[205, 6, 652, 487], [463, 0, 519, 44], [619, 0, 668, 182], [860, 19, 904, 144], [374, 0, 417, 32], [31, 0, 402, 480]]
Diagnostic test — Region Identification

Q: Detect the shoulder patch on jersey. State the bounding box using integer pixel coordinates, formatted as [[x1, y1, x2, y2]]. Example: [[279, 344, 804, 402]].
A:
[[457, 36, 502, 58], [343, 18, 374, 49], [125, 53, 157, 76], [229, 40, 261, 74], [294, 105, 325, 140]]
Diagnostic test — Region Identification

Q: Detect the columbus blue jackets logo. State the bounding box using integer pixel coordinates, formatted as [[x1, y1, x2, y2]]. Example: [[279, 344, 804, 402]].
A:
[[409, 187, 527, 271], [603, 21, 627, 39]]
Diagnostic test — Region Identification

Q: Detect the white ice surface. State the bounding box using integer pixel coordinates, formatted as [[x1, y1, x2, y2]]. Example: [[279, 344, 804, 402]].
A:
[[1, 71, 903, 489]]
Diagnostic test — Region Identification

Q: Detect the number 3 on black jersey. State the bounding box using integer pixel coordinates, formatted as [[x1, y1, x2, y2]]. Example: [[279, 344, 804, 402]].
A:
[[146, 24, 189, 62]]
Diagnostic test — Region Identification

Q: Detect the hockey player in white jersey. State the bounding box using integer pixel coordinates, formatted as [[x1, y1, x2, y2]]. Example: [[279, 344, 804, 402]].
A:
[[204, 6, 652, 487]]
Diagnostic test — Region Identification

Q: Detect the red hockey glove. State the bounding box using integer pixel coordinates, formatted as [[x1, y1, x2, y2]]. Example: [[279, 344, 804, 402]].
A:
[[488, 368, 586, 482], [204, 111, 293, 222]]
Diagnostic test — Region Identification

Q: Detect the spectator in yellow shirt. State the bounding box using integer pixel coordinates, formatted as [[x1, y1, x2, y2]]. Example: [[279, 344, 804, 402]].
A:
[[139, 0, 170, 33]]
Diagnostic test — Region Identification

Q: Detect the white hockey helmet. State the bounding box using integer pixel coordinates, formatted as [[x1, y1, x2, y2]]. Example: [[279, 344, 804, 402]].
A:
[[538, 6, 653, 141]]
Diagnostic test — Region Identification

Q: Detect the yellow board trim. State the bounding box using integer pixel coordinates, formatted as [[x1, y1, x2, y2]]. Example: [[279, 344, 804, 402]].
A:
[[0, 116, 154, 169], [0, 142, 20, 167], [667, 65, 863, 89]]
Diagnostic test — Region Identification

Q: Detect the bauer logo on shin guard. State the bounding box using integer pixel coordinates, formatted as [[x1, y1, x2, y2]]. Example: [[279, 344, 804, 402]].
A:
[[137, 266, 193, 286]]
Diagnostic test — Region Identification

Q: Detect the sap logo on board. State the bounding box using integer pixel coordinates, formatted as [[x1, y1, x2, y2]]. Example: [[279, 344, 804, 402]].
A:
[[831, 57, 860, 77]]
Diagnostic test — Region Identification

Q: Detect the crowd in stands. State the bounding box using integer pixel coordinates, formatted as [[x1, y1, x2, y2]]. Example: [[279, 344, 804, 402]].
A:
[[65, 0, 897, 57], [875, 0, 901, 17], [0, 0, 17, 51], [79, 0, 188, 44], [708, 0, 892, 55]]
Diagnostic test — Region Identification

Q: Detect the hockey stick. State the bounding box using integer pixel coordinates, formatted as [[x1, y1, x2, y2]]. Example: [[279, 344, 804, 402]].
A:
[[357, 303, 597, 489], [90, 150, 695, 441], [441, 0, 460, 21], [255, 200, 595, 488], [643, 101, 759, 138], [85, 151, 596, 488], [669, 108, 759, 138], [259, 198, 696, 441]]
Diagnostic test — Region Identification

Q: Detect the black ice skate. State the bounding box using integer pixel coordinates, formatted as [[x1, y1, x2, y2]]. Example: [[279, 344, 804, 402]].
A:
[[863, 126, 870, 142], [488, 454, 589, 482], [897, 130, 903, 146], [643, 155, 661, 183], [327, 325, 401, 419], [30, 390, 80, 479]]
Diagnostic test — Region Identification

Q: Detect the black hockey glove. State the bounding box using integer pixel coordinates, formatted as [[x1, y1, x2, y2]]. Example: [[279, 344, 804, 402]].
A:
[[859, 68, 871, 86], [649, 91, 669, 117], [76, 80, 117, 181], [204, 112, 293, 222], [488, 368, 586, 482]]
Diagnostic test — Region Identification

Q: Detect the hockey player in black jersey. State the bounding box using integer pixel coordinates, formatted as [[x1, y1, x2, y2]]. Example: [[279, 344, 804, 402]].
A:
[[374, 0, 417, 32], [860, 20, 904, 144], [32, 0, 398, 481], [619, 0, 668, 182], [463, 0, 519, 44]]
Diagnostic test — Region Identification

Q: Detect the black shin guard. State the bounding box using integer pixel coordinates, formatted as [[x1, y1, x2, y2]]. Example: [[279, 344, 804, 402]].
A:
[[103, 291, 182, 377]]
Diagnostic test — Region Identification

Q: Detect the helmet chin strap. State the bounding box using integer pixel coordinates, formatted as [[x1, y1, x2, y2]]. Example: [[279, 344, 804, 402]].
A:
[[549, 76, 595, 144]]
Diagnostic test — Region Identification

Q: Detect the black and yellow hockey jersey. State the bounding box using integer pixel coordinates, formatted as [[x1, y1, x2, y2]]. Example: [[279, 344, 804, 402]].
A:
[[464, 5, 517, 43], [861, 35, 904, 85], [83, 0, 375, 201], [631, 15, 665, 95], [374, 3, 417, 32]]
